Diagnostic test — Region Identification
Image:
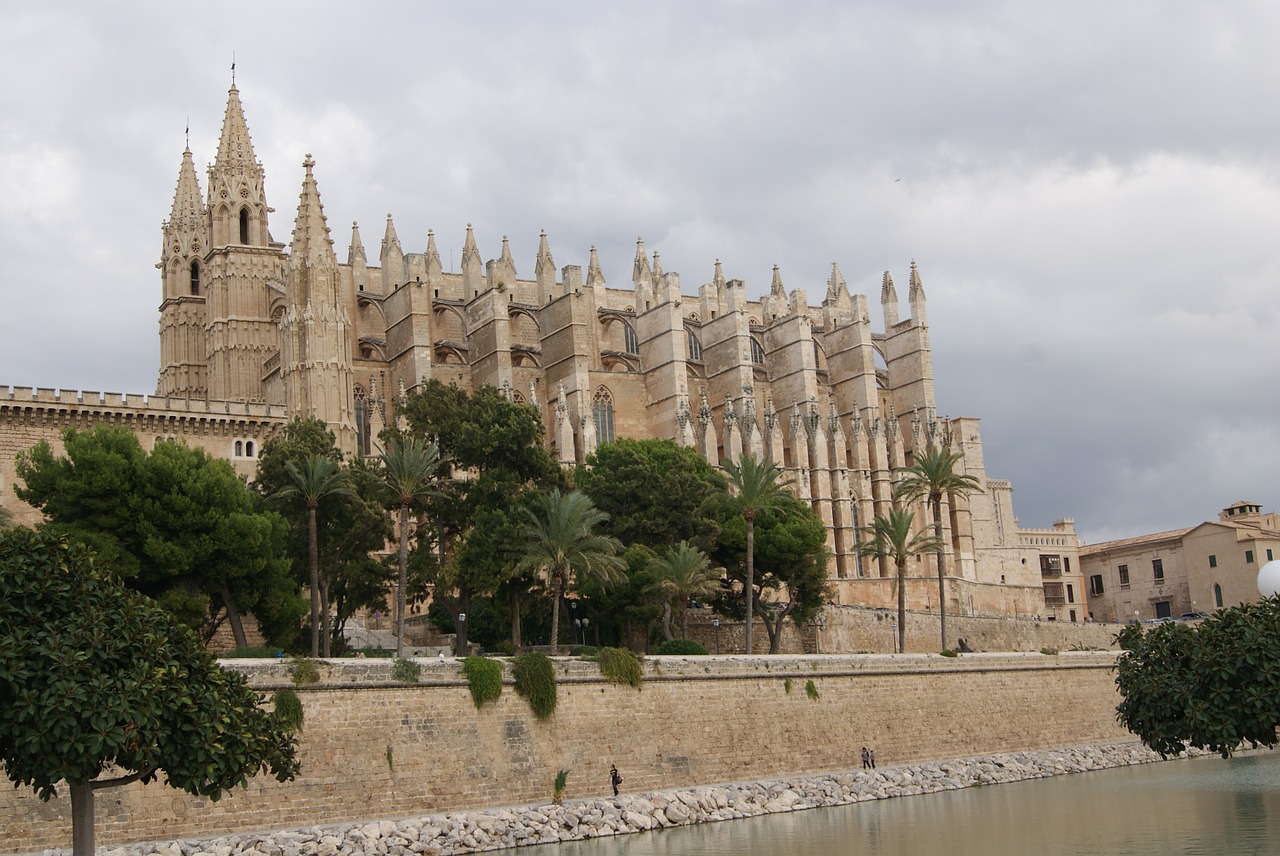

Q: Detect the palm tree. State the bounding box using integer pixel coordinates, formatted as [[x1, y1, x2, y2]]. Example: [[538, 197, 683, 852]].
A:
[[516, 489, 624, 655], [856, 507, 943, 653], [274, 454, 354, 657], [652, 540, 723, 640], [370, 436, 443, 658], [894, 446, 983, 651], [722, 454, 792, 654]]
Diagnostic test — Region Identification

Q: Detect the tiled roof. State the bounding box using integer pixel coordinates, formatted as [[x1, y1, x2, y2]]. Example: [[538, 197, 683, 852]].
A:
[[1080, 527, 1193, 556]]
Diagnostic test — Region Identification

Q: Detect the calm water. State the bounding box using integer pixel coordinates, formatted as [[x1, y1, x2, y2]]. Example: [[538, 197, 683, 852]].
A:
[[504, 752, 1280, 856]]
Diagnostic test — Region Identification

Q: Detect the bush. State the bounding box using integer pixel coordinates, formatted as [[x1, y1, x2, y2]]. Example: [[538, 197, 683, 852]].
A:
[[462, 655, 504, 708], [222, 646, 282, 659], [272, 688, 304, 730], [596, 646, 643, 688], [1040, 647, 1060, 656], [569, 644, 599, 656], [655, 639, 709, 656], [290, 657, 320, 686], [392, 657, 423, 683], [512, 652, 557, 719], [805, 679, 820, 700], [940, 648, 958, 657]]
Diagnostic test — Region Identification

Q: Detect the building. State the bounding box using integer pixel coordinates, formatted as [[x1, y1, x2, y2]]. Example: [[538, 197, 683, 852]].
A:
[[1080, 501, 1280, 622], [1, 81, 1084, 621]]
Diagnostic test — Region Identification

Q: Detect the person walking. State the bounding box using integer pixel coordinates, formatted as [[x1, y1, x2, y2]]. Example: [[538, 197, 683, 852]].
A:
[[610, 764, 623, 796], [869, 749, 876, 769], [861, 747, 870, 769]]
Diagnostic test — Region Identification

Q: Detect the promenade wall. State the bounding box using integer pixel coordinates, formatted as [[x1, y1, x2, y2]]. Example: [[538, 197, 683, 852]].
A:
[[1, 652, 1129, 853]]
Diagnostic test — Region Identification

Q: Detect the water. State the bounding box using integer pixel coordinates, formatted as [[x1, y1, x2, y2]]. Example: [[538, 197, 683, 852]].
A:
[[503, 752, 1280, 856]]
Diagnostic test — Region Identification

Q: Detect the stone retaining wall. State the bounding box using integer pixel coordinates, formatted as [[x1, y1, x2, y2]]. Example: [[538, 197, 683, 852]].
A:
[[2, 652, 1130, 853]]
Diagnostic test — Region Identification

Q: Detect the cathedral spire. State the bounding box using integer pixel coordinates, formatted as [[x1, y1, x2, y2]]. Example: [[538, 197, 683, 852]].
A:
[[908, 259, 927, 325], [289, 155, 337, 270], [535, 230, 555, 276], [827, 262, 848, 301], [424, 228, 443, 281], [881, 270, 900, 327], [498, 234, 517, 277], [713, 259, 725, 289], [652, 251, 664, 281], [168, 146, 206, 230], [381, 214, 402, 258], [461, 223, 483, 296], [347, 221, 366, 267], [587, 244, 606, 288], [213, 83, 259, 174], [770, 264, 786, 299], [633, 237, 652, 286]]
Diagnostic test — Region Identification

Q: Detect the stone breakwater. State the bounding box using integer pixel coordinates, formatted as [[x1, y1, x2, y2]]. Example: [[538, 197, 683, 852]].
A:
[[72, 742, 1185, 856]]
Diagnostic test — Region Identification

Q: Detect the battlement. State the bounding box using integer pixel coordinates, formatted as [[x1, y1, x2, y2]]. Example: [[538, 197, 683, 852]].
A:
[[1, 385, 287, 419]]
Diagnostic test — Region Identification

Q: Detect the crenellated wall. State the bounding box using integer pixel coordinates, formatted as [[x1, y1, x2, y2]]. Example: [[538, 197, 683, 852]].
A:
[[0, 653, 1129, 853]]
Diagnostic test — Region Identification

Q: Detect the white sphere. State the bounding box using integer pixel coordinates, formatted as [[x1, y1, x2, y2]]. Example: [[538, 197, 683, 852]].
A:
[[1258, 560, 1280, 598]]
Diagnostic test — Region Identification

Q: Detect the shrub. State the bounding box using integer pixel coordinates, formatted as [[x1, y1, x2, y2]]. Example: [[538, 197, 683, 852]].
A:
[[940, 648, 958, 657], [784, 678, 793, 693], [552, 768, 570, 804], [654, 639, 708, 656], [1040, 647, 1060, 656], [392, 657, 423, 683], [512, 652, 557, 719], [805, 679, 820, 700], [462, 655, 504, 708], [290, 657, 320, 687], [596, 646, 643, 688], [569, 644, 599, 656], [272, 688, 304, 730], [223, 646, 282, 659]]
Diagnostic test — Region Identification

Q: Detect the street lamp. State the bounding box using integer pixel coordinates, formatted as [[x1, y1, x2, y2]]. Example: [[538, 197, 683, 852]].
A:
[[813, 615, 826, 654], [574, 617, 589, 647], [456, 612, 466, 656], [1258, 560, 1280, 598], [712, 618, 721, 655]]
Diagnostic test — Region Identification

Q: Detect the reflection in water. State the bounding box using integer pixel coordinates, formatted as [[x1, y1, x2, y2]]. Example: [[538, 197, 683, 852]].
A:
[[503, 752, 1280, 856]]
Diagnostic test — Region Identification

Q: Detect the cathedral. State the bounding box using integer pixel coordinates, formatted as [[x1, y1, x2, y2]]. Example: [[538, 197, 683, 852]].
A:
[[3, 82, 1086, 622]]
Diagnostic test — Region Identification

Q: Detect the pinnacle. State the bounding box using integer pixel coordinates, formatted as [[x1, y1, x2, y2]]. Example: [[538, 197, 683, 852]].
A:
[[214, 83, 259, 172], [289, 155, 337, 269]]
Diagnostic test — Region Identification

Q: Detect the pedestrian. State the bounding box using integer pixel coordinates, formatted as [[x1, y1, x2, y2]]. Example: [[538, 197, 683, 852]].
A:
[[869, 749, 876, 769], [610, 764, 623, 796], [860, 747, 869, 769]]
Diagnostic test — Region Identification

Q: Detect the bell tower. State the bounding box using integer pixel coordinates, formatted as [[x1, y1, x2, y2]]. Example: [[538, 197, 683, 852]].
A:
[[157, 144, 210, 397]]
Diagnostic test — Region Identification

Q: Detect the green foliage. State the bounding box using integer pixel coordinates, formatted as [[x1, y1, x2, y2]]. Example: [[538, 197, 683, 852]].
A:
[[272, 689, 305, 731], [392, 657, 423, 684], [576, 438, 726, 550], [720, 453, 794, 655], [1115, 598, 1280, 758], [462, 656, 504, 708], [223, 646, 284, 659], [0, 529, 299, 851], [940, 648, 959, 657], [596, 646, 644, 688], [651, 540, 722, 641], [784, 678, 793, 693], [1040, 647, 1059, 655], [385, 743, 394, 771], [552, 768, 570, 803], [290, 657, 320, 686], [512, 652, 558, 720], [655, 639, 709, 655], [856, 507, 944, 654], [805, 679, 820, 700]]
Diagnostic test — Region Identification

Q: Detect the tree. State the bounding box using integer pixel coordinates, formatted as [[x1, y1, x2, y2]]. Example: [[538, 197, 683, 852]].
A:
[[0, 528, 299, 856], [651, 541, 723, 641], [16, 427, 300, 648], [274, 454, 355, 657], [1115, 598, 1280, 758], [894, 445, 983, 652], [0, 504, 12, 530], [577, 438, 726, 551], [368, 435, 443, 658], [721, 454, 793, 654], [515, 489, 625, 654], [712, 493, 830, 653], [856, 508, 943, 653]]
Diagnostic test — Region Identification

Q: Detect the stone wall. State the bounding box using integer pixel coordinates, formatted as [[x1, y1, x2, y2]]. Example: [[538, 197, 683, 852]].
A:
[[1, 652, 1130, 853]]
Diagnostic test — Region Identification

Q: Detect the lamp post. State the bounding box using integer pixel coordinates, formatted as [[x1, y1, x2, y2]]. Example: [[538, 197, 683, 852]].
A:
[[814, 615, 826, 654], [574, 617, 589, 647], [456, 612, 466, 657], [712, 618, 721, 655]]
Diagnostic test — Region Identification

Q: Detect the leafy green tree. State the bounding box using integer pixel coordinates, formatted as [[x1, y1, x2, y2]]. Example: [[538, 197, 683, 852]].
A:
[[0, 528, 299, 856], [652, 540, 723, 640], [516, 489, 625, 654], [15, 427, 300, 648], [368, 434, 443, 657], [857, 507, 943, 653], [1115, 598, 1280, 758], [0, 504, 13, 530], [894, 445, 983, 652], [577, 438, 726, 550], [721, 454, 793, 654], [712, 493, 830, 653], [274, 455, 355, 657]]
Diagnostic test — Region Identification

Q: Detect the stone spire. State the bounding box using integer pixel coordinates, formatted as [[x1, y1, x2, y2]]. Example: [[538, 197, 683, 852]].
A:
[[498, 235, 517, 277], [462, 223, 483, 296], [347, 221, 366, 267], [713, 259, 726, 289], [827, 262, 848, 302], [823, 261, 853, 327], [652, 251, 664, 281], [380, 214, 405, 286], [206, 81, 269, 248], [213, 83, 259, 174], [908, 259, 927, 325], [535, 230, 556, 298], [168, 146, 206, 231], [424, 229, 443, 282], [633, 238, 652, 284], [770, 265, 786, 300], [881, 270, 900, 327], [586, 244, 606, 288], [289, 155, 338, 271]]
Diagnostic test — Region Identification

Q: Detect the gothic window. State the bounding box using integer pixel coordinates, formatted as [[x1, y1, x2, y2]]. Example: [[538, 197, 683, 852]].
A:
[[512, 391, 525, 404], [234, 441, 244, 457], [623, 323, 639, 355], [239, 208, 250, 244], [750, 337, 765, 365], [354, 386, 371, 456], [246, 441, 255, 457], [189, 261, 200, 296], [592, 386, 615, 447], [687, 330, 703, 361], [1214, 583, 1223, 608]]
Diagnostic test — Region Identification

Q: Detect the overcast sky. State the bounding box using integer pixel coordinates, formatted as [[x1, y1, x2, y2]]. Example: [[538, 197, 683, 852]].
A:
[[1, 1, 1277, 544]]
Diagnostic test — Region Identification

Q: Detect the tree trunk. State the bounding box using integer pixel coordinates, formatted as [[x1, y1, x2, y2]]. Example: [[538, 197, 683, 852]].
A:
[[549, 573, 563, 655], [70, 780, 95, 856], [220, 580, 247, 650], [896, 557, 907, 653], [745, 513, 755, 654], [661, 602, 674, 641], [680, 606, 689, 640], [509, 588, 522, 650], [932, 494, 947, 652], [308, 505, 321, 657], [320, 573, 332, 659], [396, 503, 410, 659]]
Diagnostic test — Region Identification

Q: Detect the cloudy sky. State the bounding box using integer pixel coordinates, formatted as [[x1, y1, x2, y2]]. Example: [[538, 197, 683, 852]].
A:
[[1, 1, 1277, 544]]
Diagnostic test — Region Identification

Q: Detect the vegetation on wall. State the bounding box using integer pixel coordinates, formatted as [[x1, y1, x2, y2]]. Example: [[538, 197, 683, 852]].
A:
[[462, 655, 504, 708], [272, 688, 305, 730], [805, 679, 820, 701], [290, 657, 320, 687], [391, 657, 422, 684], [595, 646, 643, 688], [655, 639, 709, 655], [512, 652, 558, 720]]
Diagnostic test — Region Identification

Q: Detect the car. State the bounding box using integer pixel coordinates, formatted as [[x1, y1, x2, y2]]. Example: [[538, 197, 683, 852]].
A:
[[1178, 612, 1211, 621]]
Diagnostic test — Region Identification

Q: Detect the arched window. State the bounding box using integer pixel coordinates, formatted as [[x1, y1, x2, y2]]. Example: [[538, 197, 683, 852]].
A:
[[239, 208, 250, 244], [687, 330, 703, 361], [750, 337, 765, 365], [189, 261, 200, 295], [354, 386, 370, 456], [512, 391, 525, 404], [1214, 583, 1223, 608], [593, 386, 615, 447], [245, 441, 255, 457], [623, 323, 639, 355], [234, 441, 244, 457]]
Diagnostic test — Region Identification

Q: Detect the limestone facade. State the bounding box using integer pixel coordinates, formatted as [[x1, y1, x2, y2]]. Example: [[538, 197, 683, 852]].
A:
[[1081, 500, 1280, 622], [1, 82, 1083, 620]]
